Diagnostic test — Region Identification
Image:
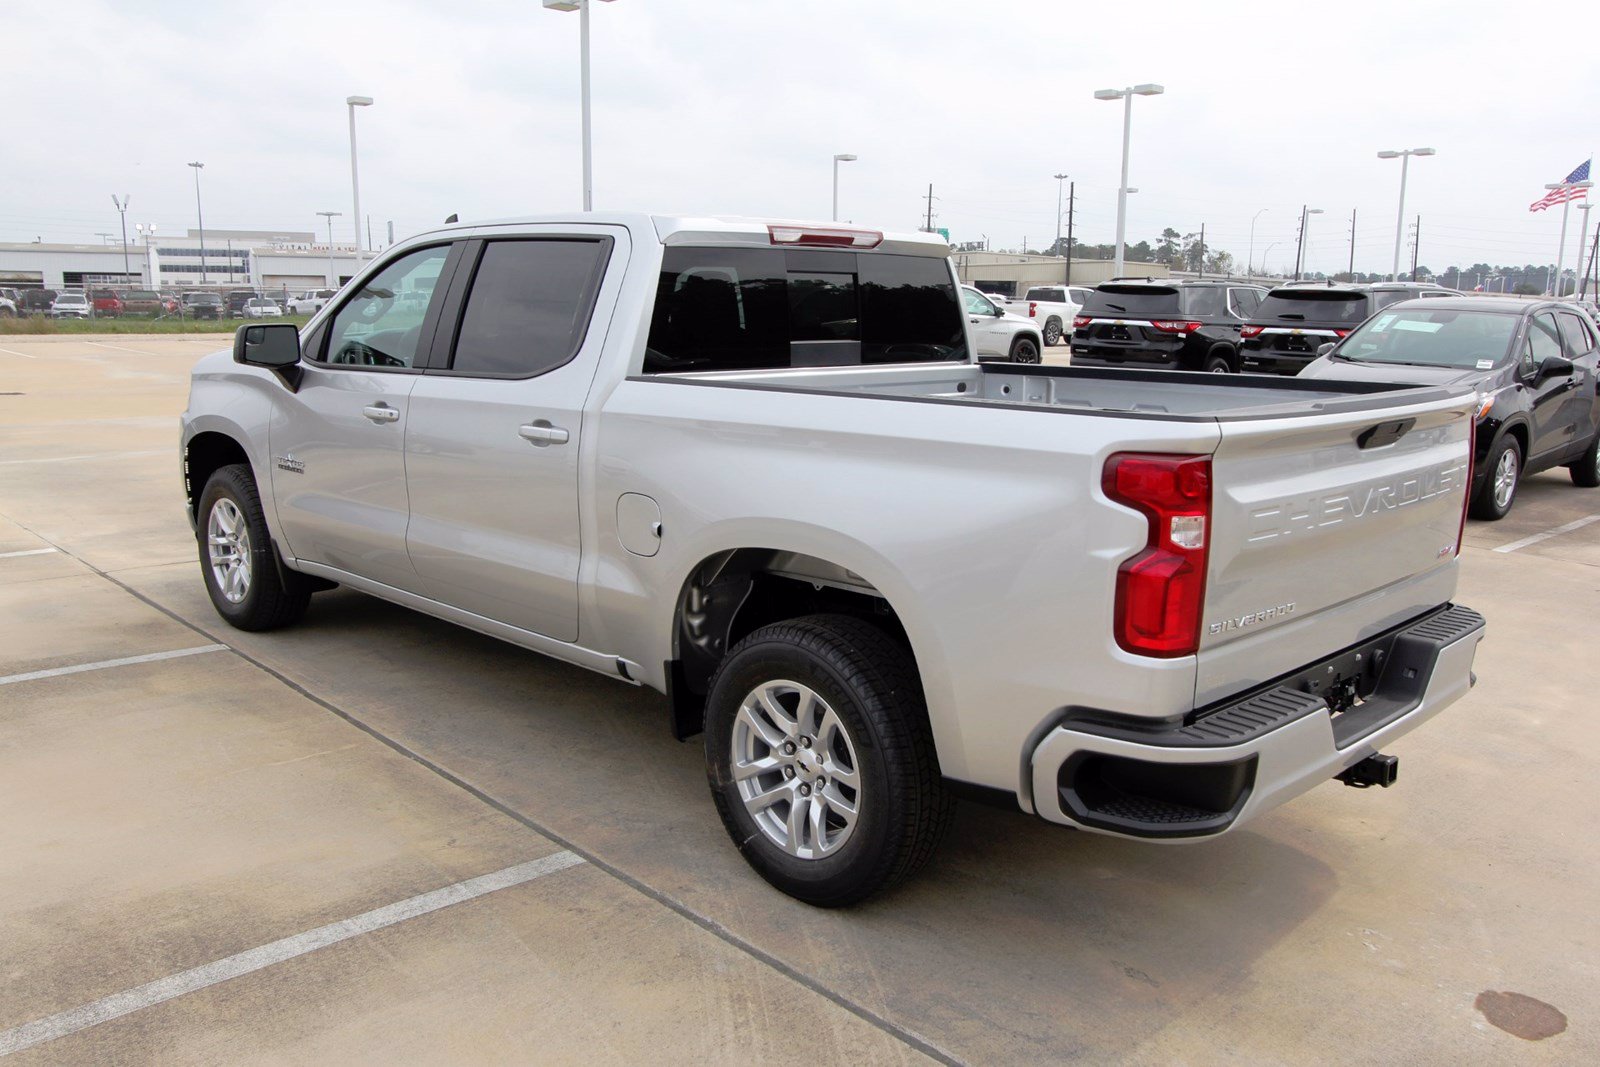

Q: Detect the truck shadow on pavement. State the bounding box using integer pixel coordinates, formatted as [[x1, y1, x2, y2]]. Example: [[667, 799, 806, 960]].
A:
[[160, 578, 1343, 1062]]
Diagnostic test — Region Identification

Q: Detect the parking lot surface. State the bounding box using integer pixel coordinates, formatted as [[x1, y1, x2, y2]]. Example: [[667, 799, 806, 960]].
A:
[[1, 335, 1594, 1064]]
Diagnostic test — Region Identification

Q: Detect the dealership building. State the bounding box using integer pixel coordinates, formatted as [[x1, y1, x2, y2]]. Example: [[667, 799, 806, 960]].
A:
[[0, 229, 374, 294]]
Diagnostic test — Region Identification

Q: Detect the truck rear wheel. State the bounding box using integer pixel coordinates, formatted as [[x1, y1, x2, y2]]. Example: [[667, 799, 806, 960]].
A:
[[704, 614, 952, 906], [1043, 318, 1062, 346], [197, 464, 313, 631]]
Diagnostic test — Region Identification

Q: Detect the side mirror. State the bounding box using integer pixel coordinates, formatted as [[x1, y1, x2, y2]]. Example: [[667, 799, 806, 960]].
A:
[[234, 323, 300, 368], [1316, 342, 1336, 358], [992, 305, 1005, 317], [1537, 354, 1574, 381]]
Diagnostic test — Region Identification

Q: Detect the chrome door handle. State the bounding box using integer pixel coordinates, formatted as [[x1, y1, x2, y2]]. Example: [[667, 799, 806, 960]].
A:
[[362, 404, 400, 423], [518, 421, 570, 446]]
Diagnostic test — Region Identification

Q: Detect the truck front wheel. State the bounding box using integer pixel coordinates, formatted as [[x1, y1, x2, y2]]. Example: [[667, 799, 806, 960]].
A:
[[1009, 335, 1042, 363], [197, 464, 313, 631], [704, 614, 953, 906]]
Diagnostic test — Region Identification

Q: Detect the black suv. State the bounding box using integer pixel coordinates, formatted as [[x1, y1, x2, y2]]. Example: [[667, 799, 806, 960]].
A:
[[1240, 282, 1455, 374], [18, 289, 58, 316], [182, 292, 225, 320], [1301, 296, 1600, 520], [1070, 279, 1268, 373]]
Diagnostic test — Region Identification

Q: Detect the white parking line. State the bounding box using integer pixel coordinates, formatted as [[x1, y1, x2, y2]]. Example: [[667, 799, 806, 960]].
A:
[[0, 547, 59, 558], [0, 645, 226, 686], [0, 852, 585, 1057], [84, 341, 152, 355], [0, 345, 38, 359], [0, 449, 167, 466], [1492, 514, 1600, 554]]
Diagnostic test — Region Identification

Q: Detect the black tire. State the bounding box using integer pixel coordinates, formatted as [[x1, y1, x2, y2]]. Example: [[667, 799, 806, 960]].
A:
[[1009, 335, 1042, 364], [1204, 348, 1233, 373], [1470, 435, 1521, 520], [1569, 433, 1600, 488], [705, 614, 953, 907], [1042, 317, 1063, 346], [197, 464, 313, 630]]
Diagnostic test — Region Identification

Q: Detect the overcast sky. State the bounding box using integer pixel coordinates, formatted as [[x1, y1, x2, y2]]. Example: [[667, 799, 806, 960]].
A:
[[8, 0, 1597, 275]]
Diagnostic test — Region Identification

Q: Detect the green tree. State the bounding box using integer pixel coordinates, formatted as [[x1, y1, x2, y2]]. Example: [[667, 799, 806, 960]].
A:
[[1156, 227, 1183, 266]]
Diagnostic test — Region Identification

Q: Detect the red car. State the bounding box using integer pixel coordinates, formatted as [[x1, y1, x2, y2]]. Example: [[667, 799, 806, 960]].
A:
[[90, 290, 124, 318]]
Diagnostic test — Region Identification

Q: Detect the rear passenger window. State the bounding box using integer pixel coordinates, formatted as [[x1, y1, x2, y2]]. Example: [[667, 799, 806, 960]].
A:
[[1184, 287, 1224, 317], [448, 239, 610, 377], [1557, 312, 1596, 357], [644, 247, 966, 373]]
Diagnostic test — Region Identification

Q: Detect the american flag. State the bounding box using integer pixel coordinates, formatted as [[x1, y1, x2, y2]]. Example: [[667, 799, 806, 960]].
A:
[[1529, 159, 1591, 212]]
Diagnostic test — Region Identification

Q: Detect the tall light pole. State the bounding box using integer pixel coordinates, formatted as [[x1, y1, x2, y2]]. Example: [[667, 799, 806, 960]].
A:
[[135, 223, 158, 288], [1572, 201, 1594, 298], [1093, 83, 1164, 276], [543, 0, 617, 211], [1294, 207, 1324, 280], [1544, 181, 1594, 296], [1052, 171, 1069, 258], [1378, 147, 1435, 281], [187, 162, 207, 283], [110, 194, 131, 282], [832, 154, 857, 221], [1247, 207, 1267, 278], [317, 212, 342, 286], [346, 96, 374, 253]]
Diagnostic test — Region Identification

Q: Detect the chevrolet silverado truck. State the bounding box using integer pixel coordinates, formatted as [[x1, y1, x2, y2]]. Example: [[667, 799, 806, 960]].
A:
[[180, 214, 1485, 906], [1005, 284, 1094, 347]]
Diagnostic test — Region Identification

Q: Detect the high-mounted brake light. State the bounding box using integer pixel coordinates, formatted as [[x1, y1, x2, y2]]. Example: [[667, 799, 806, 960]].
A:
[[1073, 315, 1091, 329], [1149, 320, 1203, 334], [1103, 453, 1212, 657], [767, 224, 883, 249], [1239, 325, 1264, 339]]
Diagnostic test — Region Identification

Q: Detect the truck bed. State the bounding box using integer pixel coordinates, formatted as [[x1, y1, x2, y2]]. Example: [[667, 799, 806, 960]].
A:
[[663, 360, 1468, 421]]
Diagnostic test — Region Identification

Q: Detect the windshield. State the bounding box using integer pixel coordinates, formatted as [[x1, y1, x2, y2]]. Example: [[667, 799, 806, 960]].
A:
[[1338, 308, 1520, 368], [1255, 291, 1369, 324]]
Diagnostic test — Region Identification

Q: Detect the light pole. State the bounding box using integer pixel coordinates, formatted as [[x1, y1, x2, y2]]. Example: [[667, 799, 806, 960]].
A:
[[1544, 181, 1594, 296], [543, 0, 617, 211], [1572, 201, 1594, 298], [1295, 206, 1323, 280], [187, 162, 207, 283], [110, 194, 131, 282], [1247, 208, 1267, 279], [317, 212, 342, 286], [1262, 242, 1281, 277], [832, 154, 857, 221], [1093, 83, 1164, 276], [1378, 147, 1435, 281], [135, 223, 158, 288], [346, 96, 374, 253]]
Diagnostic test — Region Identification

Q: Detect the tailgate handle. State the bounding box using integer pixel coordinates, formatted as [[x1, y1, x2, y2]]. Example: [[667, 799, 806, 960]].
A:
[[1356, 417, 1416, 450]]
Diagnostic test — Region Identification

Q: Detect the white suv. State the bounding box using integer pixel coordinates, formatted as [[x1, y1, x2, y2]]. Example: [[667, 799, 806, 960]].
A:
[[962, 286, 1043, 363]]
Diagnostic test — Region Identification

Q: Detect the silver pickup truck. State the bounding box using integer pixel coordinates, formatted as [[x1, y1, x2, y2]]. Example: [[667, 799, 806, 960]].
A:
[[181, 214, 1485, 905]]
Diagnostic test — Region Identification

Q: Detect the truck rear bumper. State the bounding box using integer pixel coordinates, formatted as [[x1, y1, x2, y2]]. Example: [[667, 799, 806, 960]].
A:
[[1027, 604, 1484, 839]]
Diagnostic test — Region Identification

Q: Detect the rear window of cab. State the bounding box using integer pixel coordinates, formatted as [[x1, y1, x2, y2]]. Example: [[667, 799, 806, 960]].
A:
[[644, 247, 967, 373]]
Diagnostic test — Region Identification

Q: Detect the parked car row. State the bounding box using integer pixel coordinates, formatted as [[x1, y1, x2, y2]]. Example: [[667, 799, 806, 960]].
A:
[[0, 286, 342, 319]]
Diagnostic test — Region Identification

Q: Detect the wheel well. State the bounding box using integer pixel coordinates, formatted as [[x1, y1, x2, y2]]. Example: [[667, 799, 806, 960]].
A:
[[667, 549, 911, 739], [1012, 331, 1042, 350], [184, 431, 251, 522], [1502, 422, 1528, 457]]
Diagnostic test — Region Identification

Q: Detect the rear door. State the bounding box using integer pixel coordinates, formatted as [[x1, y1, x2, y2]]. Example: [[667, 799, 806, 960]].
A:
[[1197, 391, 1473, 702], [1556, 310, 1600, 448], [403, 228, 624, 641]]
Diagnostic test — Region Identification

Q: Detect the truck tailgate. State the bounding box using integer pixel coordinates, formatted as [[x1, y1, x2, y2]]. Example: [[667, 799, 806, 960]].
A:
[[1196, 392, 1474, 703]]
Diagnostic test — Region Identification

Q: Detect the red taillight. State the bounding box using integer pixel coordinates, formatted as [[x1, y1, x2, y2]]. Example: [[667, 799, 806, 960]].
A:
[[1027, 301, 1038, 318], [1073, 315, 1091, 329], [1149, 320, 1203, 333], [766, 224, 883, 249], [1239, 325, 1264, 339], [1103, 453, 1212, 658]]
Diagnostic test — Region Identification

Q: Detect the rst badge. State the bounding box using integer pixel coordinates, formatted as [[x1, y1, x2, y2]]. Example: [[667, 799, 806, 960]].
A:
[[274, 455, 305, 474]]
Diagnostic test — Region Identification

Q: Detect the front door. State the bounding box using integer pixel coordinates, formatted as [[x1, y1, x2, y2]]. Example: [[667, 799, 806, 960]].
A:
[[268, 243, 453, 592], [404, 230, 624, 642], [962, 287, 1007, 358], [1520, 311, 1574, 461]]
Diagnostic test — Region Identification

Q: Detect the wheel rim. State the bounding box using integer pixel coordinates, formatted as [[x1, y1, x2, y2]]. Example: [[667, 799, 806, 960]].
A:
[[1493, 448, 1518, 509], [731, 680, 861, 860], [1017, 343, 1039, 363], [207, 498, 252, 604], [1044, 323, 1061, 344], [1209, 360, 1229, 373]]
